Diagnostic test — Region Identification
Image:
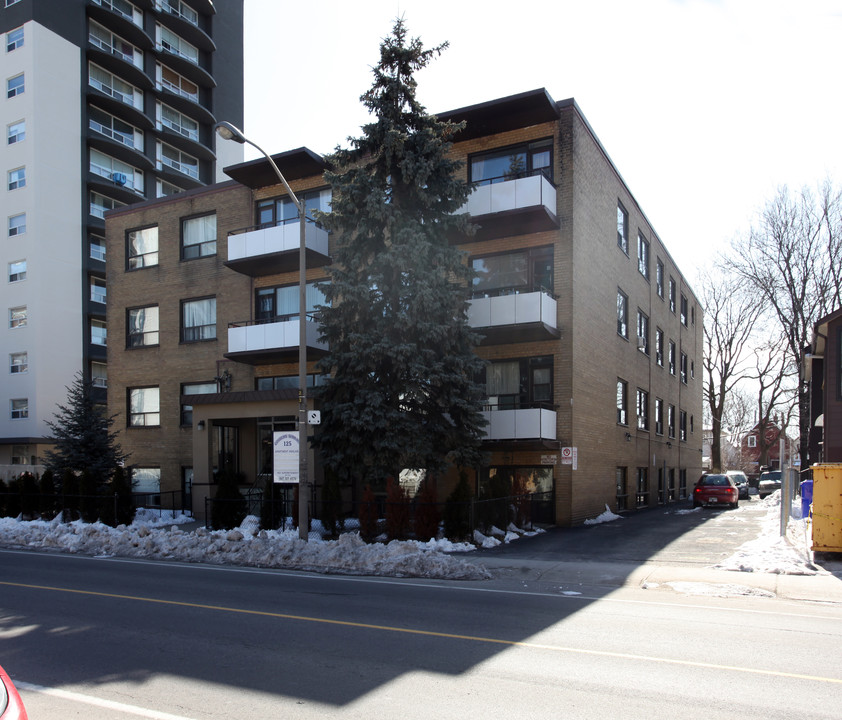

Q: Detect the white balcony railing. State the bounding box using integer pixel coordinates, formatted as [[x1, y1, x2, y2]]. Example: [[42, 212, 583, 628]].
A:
[[228, 222, 329, 263], [481, 408, 557, 441], [228, 318, 327, 356], [462, 174, 557, 218], [468, 290, 557, 331]]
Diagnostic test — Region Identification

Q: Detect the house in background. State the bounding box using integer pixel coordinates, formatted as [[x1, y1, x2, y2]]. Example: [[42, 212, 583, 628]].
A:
[[105, 88, 704, 525], [805, 307, 842, 463], [0, 0, 244, 481]]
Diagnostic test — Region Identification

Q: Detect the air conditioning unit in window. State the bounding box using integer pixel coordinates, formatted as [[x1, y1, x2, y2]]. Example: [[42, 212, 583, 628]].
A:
[[637, 336, 646, 350], [112, 172, 127, 186]]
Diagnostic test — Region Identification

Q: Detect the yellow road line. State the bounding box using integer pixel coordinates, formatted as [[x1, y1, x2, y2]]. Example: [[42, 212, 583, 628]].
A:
[[3, 580, 840, 686]]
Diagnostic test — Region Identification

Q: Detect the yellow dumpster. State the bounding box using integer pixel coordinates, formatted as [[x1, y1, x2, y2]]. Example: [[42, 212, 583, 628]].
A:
[[811, 463, 842, 553]]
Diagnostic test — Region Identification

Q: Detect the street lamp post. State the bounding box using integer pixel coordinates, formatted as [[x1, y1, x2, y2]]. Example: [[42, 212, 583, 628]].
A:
[[215, 121, 310, 541]]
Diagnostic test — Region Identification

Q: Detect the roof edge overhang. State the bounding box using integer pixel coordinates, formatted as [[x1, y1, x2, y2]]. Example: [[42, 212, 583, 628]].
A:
[[222, 147, 329, 189]]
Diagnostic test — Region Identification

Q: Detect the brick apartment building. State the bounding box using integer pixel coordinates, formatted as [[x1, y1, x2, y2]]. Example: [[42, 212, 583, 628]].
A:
[[105, 88, 703, 525]]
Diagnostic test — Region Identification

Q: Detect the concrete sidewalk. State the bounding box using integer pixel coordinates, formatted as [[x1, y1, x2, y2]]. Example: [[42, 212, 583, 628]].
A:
[[475, 554, 842, 604]]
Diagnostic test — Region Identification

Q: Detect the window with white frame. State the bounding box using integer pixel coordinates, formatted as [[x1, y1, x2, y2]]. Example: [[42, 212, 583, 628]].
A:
[[158, 102, 199, 141], [92, 0, 142, 26], [9, 306, 26, 328], [655, 397, 664, 435], [90, 235, 106, 261], [91, 318, 107, 346], [7, 120, 24, 144], [9, 351, 26, 374], [91, 361, 107, 388], [680, 293, 689, 326], [636, 309, 649, 354], [157, 24, 198, 64], [668, 404, 676, 438], [11, 444, 30, 465], [127, 226, 158, 269], [158, 63, 198, 100], [89, 106, 142, 150], [617, 289, 628, 338], [617, 202, 629, 253], [182, 214, 216, 259], [668, 340, 676, 375], [133, 467, 161, 503], [8, 259, 25, 282], [7, 73, 24, 98], [655, 328, 664, 366], [156, 179, 183, 198], [669, 276, 676, 313], [88, 20, 142, 67], [747, 435, 757, 448], [6, 26, 23, 52], [88, 63, 141, 108], [90, 149, 143, 193], [656, 257, 664, 298], [127, 305, 159, 347], [158, 141, 198, 179], [8, 213, 25, 237], [680, 351, 688, 383], [636, 388, 649, 431], [182, 297, 216, 342], [157, 0, 198, 26], [90, 277, 106, 304], [10, 398, 27, 419], [617, 379, 628, 425], [637, 232, 649, 279], [129, 387, 160, 426], [90, 191, 125, 218], [8, 167, 25, 190]]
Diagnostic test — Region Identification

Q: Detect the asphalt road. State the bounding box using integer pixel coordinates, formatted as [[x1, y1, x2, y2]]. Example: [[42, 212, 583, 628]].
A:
[[2, 506, 842, 720]]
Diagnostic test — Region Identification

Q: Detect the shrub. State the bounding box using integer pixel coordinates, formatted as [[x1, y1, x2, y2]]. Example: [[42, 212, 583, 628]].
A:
[[320, 470, 342, 539], [38, 469, 58, 519], [413, 477, 440, 541], [211, 469, 247, 530], [385, 477, 410, 541], [443, 471, 472, 541], [17, 472, 39, 520], [358, 484, 378, 542]]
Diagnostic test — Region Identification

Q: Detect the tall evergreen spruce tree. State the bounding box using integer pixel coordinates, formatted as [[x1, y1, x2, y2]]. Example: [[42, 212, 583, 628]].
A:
[[43, 372, 129, 489], [315, 19, 486, 489]]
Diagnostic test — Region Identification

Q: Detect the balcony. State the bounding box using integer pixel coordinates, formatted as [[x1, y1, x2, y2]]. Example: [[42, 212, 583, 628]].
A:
[[461, 173, 559, 241], [468, 289, 559, 344], [226, 316, 327, 365], [481, 407, 557, 441], [226, 221, 331, 277]]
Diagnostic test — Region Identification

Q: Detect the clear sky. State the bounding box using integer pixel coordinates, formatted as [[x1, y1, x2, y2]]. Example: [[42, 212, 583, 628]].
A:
[[241, 0, 842, 282]]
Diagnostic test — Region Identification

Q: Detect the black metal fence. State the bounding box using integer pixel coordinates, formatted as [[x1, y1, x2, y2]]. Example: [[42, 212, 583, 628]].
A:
[[0, 490, 187, 524], [205, 490, 555, 542]]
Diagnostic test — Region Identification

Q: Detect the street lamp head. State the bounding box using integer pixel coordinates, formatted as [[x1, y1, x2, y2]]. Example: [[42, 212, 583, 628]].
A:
[[214, 121, 246, 144]]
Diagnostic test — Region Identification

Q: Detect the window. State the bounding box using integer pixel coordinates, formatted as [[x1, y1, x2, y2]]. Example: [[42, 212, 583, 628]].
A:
[[159, 102, 199, 141], [8, 259, 25, 282], [690, 415, 695, 435], [655, 397, 664, 435], [7, 120, 24, 144], [656, 258, 664, 298], [91, 318, 107, 346], [747, 435, 757, 448], [636, 388, 649, 431], [680, 293, 689, 326], [468, 139, 553, 185], [680, 410, 688, 441], [636, 468, 649, 508], [5, 0, 23, 6], [256, 283, 326, 323], [471, 246, 553, 297], [129, 387, 160, 426], [637, 232, 649, 279], [636, 310, 649, 354], [127, 226, 158, 269], [9, 306, 26, 328], [127, 305, 159, 347], [617, 289, 628, 338], [134, 468, 161, 504], [10, 398, 27, 419], [92, 0, 141, 25], [158, 141, 198, 179], [90, 277, 106, 304], [90, 149, 142, 192], [91, 361, 107, 388], [158, 63, 198, 101], [690, 360, 695, 380], [668, 340, 676, 375], [90, 191, 125, 218], [157, 179, 183, 198], [668, 404, 676, 439], [180, 381, 216, 426], [617, 379, 628, 425], [182, 297, 216, 342], [8, 167, 25, 190], [616, 467, 628, 511], [655, 328, 664, 366], [8, 213, 25, 237], [157, 25, 198, 64], [90, 235, 106, 261], [669, 277, 676, 313], [89, 20, 141, 66], [482, 356, 553, 410], [182, 214, 216, 259], [7, 74, 24, 98], [89, 106, 142, 149], [89, 63, 141, 108], [256, 374, 327, 391], [11, 445, 30, 465], [680, 351, 688, 383], [9, 351, 27, 374], [158, 0, 198, 26], [256, 188, 332, 228], [617, 202, 629, 254]]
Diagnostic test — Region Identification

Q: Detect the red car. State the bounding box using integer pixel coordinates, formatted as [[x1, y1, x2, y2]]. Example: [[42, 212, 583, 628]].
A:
[[0, 665, 28, 720], [693, 473, 739, 509]]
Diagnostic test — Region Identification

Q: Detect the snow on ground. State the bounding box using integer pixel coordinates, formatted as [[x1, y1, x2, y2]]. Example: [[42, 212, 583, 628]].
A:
[[584, 505, 623, 525], [714, 491, 820, 576]]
